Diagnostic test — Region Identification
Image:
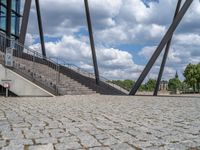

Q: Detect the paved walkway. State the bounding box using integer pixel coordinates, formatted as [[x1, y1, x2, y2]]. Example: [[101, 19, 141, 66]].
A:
[[0, 95, 200, 150]]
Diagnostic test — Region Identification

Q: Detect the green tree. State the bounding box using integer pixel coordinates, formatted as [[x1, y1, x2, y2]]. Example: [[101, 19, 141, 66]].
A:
[[183, 63, 197, 92], [139, 84, 146, 92], [180, 81, 190, 93], [110, 80, 134, 91], [168, 77, 181, 92], [196, 63, 200, 93], [145, 79, 156, 91], [123, 80, 135, 90]]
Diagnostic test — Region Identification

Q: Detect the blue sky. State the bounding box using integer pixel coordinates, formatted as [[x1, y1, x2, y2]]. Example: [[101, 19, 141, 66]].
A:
[[142, 0, 159, 7], [26, 0, 200, 81]]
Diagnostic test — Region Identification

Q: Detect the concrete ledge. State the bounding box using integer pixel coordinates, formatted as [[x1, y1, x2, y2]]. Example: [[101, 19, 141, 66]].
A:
[[0, 64, 54, 97]]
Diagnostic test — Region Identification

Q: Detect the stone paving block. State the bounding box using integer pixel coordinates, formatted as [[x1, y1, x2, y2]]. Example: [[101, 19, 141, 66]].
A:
[[45, 121, 59, 129], [180, 140, 199, 149], [30, 126, 45, 131], [55, 141, 82, 150], [0, 125, 11, 132], [1, 130, 24, 140], [130, 140, 152, 149], [76, 132, 101, 148], [0, 120, 9, 126], [99, 137, 119, 146], [65, 126, 80, 133], [2, 144, 24, 150], [31, 122, 46, 128], [164, 143, 187, 150], [143, 146, 166, 150], [48, 128, 70, 138], [24, 129, 50, 139], [12, 127, 29, 132], [94, 133, 109, 140], [35, 137, 58, 144], [58, 136, 79, 143], [12, 122, 31, 128], [89, 147, 111, 150], [0, 140, 6, 147], [9, 139, 33, 145], [188, 147, 200, 150], [28, 144, 54, 150], [111, 143, 135, 150]]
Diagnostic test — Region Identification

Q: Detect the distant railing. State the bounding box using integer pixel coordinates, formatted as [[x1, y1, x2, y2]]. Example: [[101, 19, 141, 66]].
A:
[[0, 32, 128, 94]]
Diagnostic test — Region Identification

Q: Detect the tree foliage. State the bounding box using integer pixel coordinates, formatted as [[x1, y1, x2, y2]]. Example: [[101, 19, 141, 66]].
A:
[[197, 63, 200, 92], [110, 79, 156, 92], [183, 63, 200, 92], [168, 77, 181, 91], [110, 80, 135, 91], [145, 79, 156, 91]]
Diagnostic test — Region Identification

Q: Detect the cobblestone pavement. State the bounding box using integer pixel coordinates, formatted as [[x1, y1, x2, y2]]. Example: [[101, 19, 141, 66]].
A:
[[0, 95, 200, 150]]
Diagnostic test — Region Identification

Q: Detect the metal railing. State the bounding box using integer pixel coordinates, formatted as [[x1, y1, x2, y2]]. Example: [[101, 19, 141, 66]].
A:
[[0, 32, 128, 94], [0, 32, 60, 94], [49, 57, 128, 93]]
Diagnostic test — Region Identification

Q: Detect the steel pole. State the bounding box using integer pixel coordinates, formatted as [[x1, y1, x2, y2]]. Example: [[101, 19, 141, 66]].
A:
[[84, 0, 100, 85], [35, 0, 46, 57], [19, 0, 32, 45], [153, 0, 182, 96], [129, 0, 193, 95], [6, 0, 12, 47]]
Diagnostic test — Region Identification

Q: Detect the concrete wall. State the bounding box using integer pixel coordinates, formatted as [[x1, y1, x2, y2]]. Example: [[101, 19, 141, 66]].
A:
[[0, 64, 54, 97]]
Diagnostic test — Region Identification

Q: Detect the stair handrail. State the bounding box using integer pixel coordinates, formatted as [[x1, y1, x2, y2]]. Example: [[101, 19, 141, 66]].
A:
[[49, 57, 94, 78], [49, 57, 128, 93], [0, 32, 60, 67]]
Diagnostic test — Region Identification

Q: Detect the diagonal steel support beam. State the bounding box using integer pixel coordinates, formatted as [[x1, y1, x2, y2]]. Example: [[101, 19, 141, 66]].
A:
[[19, 0, 46, 57], [129, 0, 193, 95], [35, 0, 46, 57], [19, 0, 32, 45], [6, 0, 12, 47], [6, 0, 12, 37], [84, 0, 100, 85], [153, 0, 182, 96]]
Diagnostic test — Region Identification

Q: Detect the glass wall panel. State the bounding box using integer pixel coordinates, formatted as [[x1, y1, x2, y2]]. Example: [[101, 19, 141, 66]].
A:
[[1, 0, 6, 5], [12, 0, 16, 11], [0, 0, 21, 37], [0, 5, 6, 31], [11, 12, 15, 34]]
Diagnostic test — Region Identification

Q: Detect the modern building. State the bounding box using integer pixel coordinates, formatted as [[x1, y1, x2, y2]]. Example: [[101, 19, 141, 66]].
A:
[[0, 0, 21, 38]]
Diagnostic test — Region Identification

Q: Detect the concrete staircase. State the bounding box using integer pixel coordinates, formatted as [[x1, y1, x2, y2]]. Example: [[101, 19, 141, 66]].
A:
[[0, 50, 127, 96], [12, 56, 97, 95], [0, 34, 127, 96]]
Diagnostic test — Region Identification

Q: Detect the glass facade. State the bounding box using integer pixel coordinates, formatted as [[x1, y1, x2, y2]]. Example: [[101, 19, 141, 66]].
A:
[[0, 0, 21, 38]]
